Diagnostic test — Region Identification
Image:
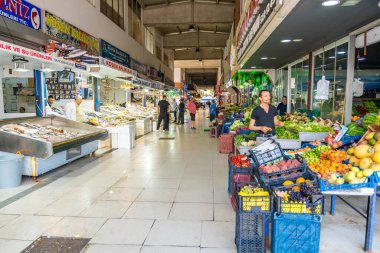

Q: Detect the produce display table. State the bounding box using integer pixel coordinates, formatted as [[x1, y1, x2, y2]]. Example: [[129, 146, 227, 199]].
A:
[[323, 188, 377, 252]]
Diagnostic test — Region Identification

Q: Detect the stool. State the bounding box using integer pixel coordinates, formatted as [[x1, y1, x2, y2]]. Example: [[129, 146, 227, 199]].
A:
[[210, 126, 219, 138]]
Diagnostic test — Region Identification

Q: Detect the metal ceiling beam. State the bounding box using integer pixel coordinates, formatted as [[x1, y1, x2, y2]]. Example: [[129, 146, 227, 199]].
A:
[[174, 48, 222, 60], [143, 2, 234, 25], [164, 32, 228, 48]]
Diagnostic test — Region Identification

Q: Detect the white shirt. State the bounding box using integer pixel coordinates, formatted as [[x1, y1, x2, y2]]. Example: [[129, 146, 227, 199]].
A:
[[64, 101, 77, 121]]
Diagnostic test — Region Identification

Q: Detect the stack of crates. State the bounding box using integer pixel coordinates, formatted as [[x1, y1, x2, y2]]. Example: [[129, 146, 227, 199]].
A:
[[234, 182, 272, 253], [270, 184, 324, 253]]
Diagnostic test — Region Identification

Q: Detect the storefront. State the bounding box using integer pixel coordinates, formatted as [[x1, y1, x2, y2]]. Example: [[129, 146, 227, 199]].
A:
[[231, 71, 272, 107]]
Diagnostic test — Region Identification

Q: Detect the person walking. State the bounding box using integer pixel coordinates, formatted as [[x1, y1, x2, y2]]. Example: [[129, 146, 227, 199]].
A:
[[209, 100, 217, 122], [171, 98, 178, 123], [177, 98, 185, 124], [187, 98, 197, 129], [157, 95, 170, 131]]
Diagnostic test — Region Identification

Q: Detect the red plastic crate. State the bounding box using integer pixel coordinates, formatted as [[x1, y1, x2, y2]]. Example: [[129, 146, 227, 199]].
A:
[[219, 134, 235, 153]]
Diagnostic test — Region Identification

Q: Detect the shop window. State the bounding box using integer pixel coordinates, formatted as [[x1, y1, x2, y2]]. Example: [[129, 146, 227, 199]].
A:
[[100, 0, 124, 30], [352, 40, 380, 115], [128, 0, 142, 44], [274, 68, 286, 106], [290, 60, 309, 112], [2, 74, 36, 114], [313, 43, 348, 123]]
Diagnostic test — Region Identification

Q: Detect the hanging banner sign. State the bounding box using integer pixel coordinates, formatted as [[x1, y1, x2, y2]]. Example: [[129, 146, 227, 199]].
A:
[[130, 58, 147, 75], [147, 66, 158, 79], [99, 57, 137, 77], [101, 39, 130, 67], [0, 40, 87, 71], [151, 82, 164, 90], [45, 12, 99, 65], [237, 0, 281, 60], [0, 0, 41, 30]]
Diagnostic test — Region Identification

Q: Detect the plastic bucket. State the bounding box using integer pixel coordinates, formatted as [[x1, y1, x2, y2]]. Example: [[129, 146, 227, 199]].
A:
[[0, 152, 23, 189]]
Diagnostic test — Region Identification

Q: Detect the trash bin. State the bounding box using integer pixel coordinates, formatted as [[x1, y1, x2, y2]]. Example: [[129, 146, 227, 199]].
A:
[[0, 152, 23, 189]]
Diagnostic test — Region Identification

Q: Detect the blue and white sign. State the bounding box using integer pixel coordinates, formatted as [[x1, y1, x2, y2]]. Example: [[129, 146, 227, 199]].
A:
[[131, 58, 147, 75], [0, 0, 41, 30], [101, 39, 130, 67]]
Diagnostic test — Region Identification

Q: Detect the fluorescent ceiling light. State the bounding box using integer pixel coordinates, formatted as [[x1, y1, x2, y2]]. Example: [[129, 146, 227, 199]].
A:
[[261, 57, 268, 60], [358, 57, 366, 61], [14, 63, 29, 72], [251, 66, 257, 69], [293, 39, 303, 42], [270, 57, 277, 60], [322, 0, 340, 6], [281, 39, 291, 43], [342, 0, 360, 6], [329, 56, 335, 59], [337, 51, 346, 54]]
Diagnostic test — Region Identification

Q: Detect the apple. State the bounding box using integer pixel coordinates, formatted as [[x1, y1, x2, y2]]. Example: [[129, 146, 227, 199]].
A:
[[350, 167, 360, 173], [363, 169, 374, 177]]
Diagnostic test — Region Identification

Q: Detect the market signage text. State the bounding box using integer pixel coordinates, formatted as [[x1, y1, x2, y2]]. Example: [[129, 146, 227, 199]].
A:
[[100, 57, 137, 77], [101, 39, 130, 68], [237, 0, 280, 60], [45, 12, 99, 54], [0, 41, 51, 61], [0, 0, 41, 30]]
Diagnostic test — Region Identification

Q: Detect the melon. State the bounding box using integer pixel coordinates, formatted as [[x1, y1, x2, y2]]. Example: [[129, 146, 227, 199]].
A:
[[372, 152, 380, 164], [354, 145, 374, 159], [359, 158, 372, 170]]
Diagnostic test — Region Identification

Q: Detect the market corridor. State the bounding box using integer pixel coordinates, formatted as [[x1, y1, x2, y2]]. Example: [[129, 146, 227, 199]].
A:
[[0, 112, 380, 253], [0, 111, 236, 253]]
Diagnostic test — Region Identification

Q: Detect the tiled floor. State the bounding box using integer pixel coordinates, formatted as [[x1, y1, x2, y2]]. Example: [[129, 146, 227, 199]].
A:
[[0, 111, 379, 253]]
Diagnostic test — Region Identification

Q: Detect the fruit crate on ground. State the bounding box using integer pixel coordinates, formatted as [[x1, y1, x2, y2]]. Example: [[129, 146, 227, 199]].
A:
[[299, 132, 329, 142], [236, 213, 270, 253], [271, 183, 324, 215], [271, 213, 322, 253], [235, 182, 272, 253], [219, 134, 235, 153], [319, 176, 376, 192], [254, 155, 307, 188]]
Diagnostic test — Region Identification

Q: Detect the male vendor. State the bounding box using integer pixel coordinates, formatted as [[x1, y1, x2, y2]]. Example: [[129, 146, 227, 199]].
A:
[[249, 90, 284, 136]]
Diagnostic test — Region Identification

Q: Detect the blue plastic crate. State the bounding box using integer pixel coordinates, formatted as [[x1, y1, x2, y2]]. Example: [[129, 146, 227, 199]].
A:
[[271, 213, 322, 253], [236, 212, 270, 253], [237, 128, 254, 135], [374, 171, 380, 184], [319, 176, 376, 192]]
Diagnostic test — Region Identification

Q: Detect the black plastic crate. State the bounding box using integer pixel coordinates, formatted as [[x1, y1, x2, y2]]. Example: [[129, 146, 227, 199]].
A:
[[254, 155, 307, 185], [271, 184, 325, 215], [249, 142, 285, 166], [236, 212, 270, 253]]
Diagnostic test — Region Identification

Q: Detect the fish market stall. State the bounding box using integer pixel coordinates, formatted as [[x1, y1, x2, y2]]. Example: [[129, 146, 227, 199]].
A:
[[84, 109, 136, 149], [0, 116, 108, 177]]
